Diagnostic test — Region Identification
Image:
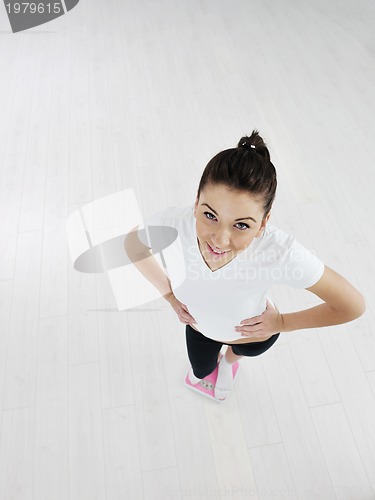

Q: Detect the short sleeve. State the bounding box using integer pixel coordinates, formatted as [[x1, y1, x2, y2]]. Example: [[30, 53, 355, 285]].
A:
[[279, 238, 325, 289]]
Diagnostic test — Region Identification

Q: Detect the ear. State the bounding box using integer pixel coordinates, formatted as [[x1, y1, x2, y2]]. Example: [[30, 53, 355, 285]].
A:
[[256, 211, 271, 237], [194, 198, 198, 213]]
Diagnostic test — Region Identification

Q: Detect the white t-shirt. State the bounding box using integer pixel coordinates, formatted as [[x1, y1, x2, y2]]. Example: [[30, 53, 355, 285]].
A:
[[140, 205, 325, 342]]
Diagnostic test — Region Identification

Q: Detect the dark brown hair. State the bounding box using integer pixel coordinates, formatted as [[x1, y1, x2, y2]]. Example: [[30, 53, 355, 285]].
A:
[[196, 130, 277, 222]]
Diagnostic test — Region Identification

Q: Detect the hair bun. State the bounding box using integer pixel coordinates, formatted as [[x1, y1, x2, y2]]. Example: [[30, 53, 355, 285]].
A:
[[240, 142, 256, 151], [238, 130, 271, 161]]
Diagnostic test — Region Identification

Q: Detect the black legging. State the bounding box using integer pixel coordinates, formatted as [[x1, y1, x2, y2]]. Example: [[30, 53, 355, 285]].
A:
[[186, 324, 280, 379]]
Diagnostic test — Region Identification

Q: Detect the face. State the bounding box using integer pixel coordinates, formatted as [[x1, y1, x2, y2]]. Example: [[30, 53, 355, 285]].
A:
[[194, 183, 271, 268]]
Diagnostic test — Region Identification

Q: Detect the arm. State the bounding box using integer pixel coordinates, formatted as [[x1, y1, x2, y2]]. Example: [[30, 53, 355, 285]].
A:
[[124, 225, 174, 302], [280, 265, 366, 332]]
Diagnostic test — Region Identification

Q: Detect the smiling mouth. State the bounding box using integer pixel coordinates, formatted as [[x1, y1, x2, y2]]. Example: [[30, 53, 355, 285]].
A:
[[207, 242, 230, 256]]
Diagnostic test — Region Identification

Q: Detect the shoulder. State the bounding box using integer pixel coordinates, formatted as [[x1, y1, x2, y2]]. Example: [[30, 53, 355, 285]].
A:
[[263, 223, 293, 245], [262, 223, 325, 288], [259, 223, 322, 267], [257, 223, 295, 256], [263, 223, 318, 252]]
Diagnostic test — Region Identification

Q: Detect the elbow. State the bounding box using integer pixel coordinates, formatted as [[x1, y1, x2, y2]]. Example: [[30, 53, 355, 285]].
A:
[[346, 292, 366, 321], [331, 292, 366, 323], [355, 293, 366, 318]]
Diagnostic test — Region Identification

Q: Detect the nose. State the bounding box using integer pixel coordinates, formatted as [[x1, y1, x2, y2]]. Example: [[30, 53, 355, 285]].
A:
[[212, 230, 230, 249]]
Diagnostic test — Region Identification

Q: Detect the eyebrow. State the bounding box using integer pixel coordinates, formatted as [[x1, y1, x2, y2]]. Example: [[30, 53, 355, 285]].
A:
[[201, 203, 257, 223]]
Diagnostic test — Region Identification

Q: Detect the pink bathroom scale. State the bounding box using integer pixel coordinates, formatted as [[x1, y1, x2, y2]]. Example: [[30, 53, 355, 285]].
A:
[[184, 356, 240, 403]]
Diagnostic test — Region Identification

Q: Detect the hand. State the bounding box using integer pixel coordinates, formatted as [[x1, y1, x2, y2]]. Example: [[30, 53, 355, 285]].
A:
[[165, 292, 197, 326], [235, 299, 284, 341]]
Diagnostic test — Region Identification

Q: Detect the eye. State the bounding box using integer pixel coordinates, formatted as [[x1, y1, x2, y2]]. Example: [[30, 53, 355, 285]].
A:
[[235, 222, 250, 230], [204, 211, 217, 220], [203, 212, 250, 231]]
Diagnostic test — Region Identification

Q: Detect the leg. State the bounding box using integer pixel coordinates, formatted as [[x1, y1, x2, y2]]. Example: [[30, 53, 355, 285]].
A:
[[214, 346, 243, 401], [215, 334, 281, 401], [225, 345, 243, 364], [185, 324, 223, 380], [230, 332, 281, 357]]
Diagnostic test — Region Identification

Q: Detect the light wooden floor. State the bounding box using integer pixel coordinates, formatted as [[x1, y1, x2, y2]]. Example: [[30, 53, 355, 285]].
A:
[[1, 0, 375, 498]]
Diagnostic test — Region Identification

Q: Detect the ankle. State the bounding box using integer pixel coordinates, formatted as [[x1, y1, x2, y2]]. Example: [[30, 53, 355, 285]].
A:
[[225, 347, 243, 364], [188, 369, 202, 385], [221, 355, 233, 366]]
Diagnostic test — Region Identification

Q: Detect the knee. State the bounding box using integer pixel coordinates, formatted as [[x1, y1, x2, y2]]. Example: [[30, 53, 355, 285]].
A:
[[231, 346, 240, 356], [232, 332, 281, 357]]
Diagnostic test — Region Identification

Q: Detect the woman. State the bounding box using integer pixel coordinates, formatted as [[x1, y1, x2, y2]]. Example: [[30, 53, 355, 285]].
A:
[[125, 130, 366, 402]]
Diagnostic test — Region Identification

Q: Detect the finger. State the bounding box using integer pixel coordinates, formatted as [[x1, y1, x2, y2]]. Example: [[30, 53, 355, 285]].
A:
[[239, 324, 263, 334], [181, 307, 196, 323], [266, 298, 276, 309], [240, 316, 261, 326], [180, 314, 192, 323], [179, 311, 195, 324], [186, 307, 196, 323], [239, 321, 262, 328], [187, 312, 197, 322], [239, 318, 262, 328], [176, 308, 188, 320]]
